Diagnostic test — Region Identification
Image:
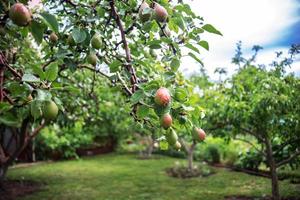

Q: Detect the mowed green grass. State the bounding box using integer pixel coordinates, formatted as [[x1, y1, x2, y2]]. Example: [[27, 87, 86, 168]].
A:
[[7, 154, 300, 200]]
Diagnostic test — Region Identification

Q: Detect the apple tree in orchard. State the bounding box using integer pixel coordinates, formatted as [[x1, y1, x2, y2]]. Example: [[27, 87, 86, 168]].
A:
[[0, 0, 221, 185]]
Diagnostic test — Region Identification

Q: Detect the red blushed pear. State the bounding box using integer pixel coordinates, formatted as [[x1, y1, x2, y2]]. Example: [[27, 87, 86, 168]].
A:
[[161, 113, 172, 129], [193, 127, 206, 142], [153, 3, 168, 22], [154, 87, 171, 107], [9, 3, 32, 27], [139, 2, 152, 22]]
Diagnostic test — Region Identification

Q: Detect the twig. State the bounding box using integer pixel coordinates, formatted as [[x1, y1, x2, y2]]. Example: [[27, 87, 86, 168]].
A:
[[29, 120, 46, 140], [276, 150, 300, 168], [235, 137, 266, 156], [3, 91, 14, 105], [42, 58, 56, 71], [157, 22, 177, 55], [117, 72, 132, 96]]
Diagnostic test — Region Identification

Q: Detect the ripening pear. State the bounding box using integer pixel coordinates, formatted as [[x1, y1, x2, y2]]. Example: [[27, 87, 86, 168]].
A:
[[50, 32, 58, 43], [91, 34, 102, 49], [192, 127, 206, 142], [154, 87, 171, 107], [139, 2, 152, 22], [161, 113, 172, 129], [153, 3, 168, 22], [165, 129, 178, 145], [43, 101, 58, 120], [87, 53, 98, 66], [9, 3, 31, 27]]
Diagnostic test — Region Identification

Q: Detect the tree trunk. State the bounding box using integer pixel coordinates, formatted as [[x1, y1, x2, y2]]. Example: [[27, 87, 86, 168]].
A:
[[0, 165, 8, 190], [187, 142, 196, 171], [265, 138, 280, 200], [187, 150, 193, 171], [145, 135, 154, 158]]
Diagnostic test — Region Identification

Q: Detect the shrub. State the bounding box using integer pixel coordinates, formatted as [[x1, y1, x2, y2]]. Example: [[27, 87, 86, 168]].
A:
[[235, 148, 263, 171], [223, 149, 239, 166], [35, 121, 93, 160], [204, 144, 221, 164], [166, 162, 216, 178]]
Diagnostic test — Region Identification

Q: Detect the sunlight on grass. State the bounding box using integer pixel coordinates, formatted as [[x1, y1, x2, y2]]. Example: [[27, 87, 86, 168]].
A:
[[7, 154, 300, 200]]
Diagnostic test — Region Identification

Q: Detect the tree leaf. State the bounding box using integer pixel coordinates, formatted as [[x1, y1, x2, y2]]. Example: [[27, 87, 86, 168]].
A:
[[0, 102, 13, 113], [40, 12, 59, 33], [109, 60, 122, 72], [0, 113, 21, 127], [202, 24, 222, 36], [72, 28, 86, 43], [35, 89, 52, 101], [188, 52, 204, 66], [137, 105, 150, 119], [30, 20, 46, 44], [22, 74, 41, 83], [170, 58, 180, 71], [148, 40, 162, 49], [160, 140, 169, 150], [45, 62, 58, 81], [30, 100, 42, 120], [131, 90, 144, 104], [198, 40, 209, 51], [185, 43, 200, 54]]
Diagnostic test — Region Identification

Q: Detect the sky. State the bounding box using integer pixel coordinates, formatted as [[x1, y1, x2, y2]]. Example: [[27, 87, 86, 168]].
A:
[[180, 0, 300, 80]]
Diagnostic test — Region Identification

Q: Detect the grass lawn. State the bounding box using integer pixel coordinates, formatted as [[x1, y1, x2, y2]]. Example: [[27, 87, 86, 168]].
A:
[[7, 154, 300, 200]]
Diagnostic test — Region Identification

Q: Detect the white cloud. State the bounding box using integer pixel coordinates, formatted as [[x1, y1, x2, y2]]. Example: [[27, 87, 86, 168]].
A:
[[180, 0, 300, 80]]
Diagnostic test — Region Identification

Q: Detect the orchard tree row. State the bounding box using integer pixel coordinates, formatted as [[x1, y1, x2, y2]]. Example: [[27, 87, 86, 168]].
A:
[[200, 43, 300, 200]]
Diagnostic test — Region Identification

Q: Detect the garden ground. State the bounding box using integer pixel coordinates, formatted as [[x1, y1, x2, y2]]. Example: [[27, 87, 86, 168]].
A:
[[5, 154, 300, 200]]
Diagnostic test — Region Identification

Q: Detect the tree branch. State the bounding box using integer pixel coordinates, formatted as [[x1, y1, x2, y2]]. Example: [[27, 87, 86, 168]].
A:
[[179, 138, 189, 153], [29, 120, 46, 140], [157, 22, 177, 55], [276, 150, 300, 168], [273, 138, 300, 156], [110, 0, 137, 93], [235, 137, 266, 156]]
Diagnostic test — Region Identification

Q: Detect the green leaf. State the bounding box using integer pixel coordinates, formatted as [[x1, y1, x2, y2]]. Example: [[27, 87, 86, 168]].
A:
[[35, 89, 52, 101], [198, 40, 209, 51], [0, 102, 13, 113], [137, 105, 150, 119], [185, 43, 200, 54], [72, 28, 86, 43], [0, 113, 21, 127], [6, 82, 29, 97], [148, 40, 162, 49], [175, 88, 187, 102], [170, 58, 180, 71], [131, 90, 144, 104], [40, 12, 59, 33], [30, 100, 42, 120], [109, 60, 122, 73], [202, 24, 222, 36], [54, 97, 64, 112], [160, 140, 169, 150], [22, 73, 41, 83], [188, 52, 204, 67], [31, 64, 45, 80], [30, 20, 46, 44], [45, 62, 58, 81], [174, 16, 185, 30]]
